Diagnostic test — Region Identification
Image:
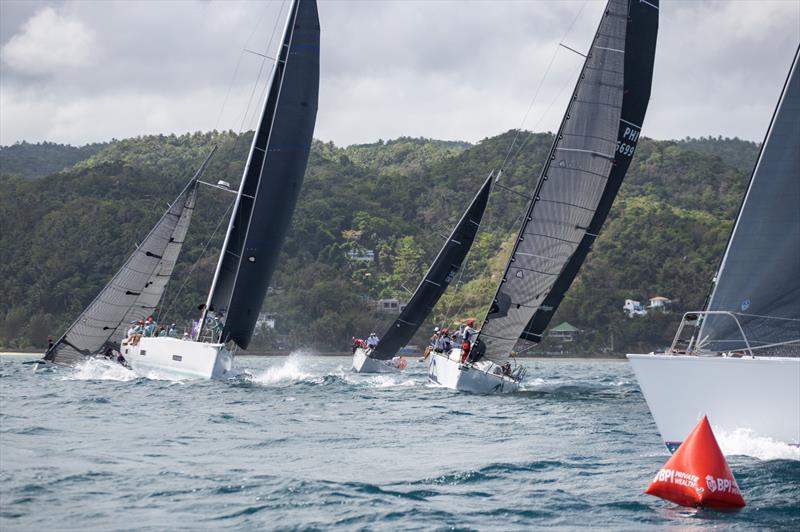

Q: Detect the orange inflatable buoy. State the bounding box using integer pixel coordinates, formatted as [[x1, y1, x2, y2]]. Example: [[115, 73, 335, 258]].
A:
[[397, 357, 408, 370], [646, 416, 745, 510]]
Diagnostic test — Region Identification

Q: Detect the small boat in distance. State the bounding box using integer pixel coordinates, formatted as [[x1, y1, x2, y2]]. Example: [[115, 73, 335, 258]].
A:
[[352, 173, 493, 373], [42, 0, 320, 379], [427, 0, 659, 393], [628, 45, 800, 451]]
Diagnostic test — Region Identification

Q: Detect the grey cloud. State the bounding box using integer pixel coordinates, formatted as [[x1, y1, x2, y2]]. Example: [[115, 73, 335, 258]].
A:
[[1, 0, 798, 146]]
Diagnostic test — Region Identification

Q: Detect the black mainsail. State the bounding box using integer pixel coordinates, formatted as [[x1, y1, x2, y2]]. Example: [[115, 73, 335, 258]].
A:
[[698, 45, 800, 353], [204, 0, 319, 349], [477, 0, 659, 356], [371, 174, 493, 359], [44, 161, 207, 366]]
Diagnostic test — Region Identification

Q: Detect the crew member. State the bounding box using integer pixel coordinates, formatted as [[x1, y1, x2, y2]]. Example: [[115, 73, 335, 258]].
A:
[[366, 333, 379, 349]]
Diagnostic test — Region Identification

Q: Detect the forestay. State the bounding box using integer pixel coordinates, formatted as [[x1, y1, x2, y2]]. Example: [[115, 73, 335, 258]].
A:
[[371, 174, 493, 359], [478, 0, 659, 357], [699, 46, 800, 353], [207, 0, 319, 349], [45, 176, 201, 366]]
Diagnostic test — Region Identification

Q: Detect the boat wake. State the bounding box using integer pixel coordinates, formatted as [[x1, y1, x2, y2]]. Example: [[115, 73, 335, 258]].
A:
[[63, 358, 138, 382], [247, 355, 420, 389], [342, 371, 419, 388], [518, 377, 634, 399], [715, 427, 800, 461], [251, 353, 313, 385]]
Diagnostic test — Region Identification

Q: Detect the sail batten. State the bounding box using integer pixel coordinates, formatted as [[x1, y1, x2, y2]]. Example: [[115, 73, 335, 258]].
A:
[[699, 46, 800, 352], [205, 0, 319, 350], [477, 0, 658, 356], [370, 174, 493, 360]]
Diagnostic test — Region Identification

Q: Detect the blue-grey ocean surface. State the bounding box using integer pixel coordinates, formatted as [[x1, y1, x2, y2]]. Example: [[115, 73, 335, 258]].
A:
[[1, 354, 798, 531]]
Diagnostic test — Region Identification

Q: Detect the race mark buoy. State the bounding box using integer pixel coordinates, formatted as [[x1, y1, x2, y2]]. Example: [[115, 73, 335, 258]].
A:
[[645, 415, 745, 510]]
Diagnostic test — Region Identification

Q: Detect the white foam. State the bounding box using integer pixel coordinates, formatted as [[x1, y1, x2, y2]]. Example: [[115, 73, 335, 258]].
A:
[[252, 353, 312, 385], [363, 375, 417, 388], [64, 358, 138, 381], [715, 427, 800, 461]]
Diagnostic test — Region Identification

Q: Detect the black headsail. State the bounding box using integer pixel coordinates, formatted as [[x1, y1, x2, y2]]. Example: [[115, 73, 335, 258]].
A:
[[43, 148, 212, 366], [371, 174, 493, 359], [204, 0, 319, 349], [477, 0, 659, 356], [698, 45, 800, 353]]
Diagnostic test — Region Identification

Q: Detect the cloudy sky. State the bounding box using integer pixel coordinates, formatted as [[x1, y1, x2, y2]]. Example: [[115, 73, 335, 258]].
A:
[[1, 0, 798, 147]]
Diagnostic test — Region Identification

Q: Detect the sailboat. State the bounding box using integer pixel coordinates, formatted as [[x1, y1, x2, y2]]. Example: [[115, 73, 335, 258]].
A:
[[427, 0, 659, 393], [352, 173, 493, 373], [40, 151, 212, 369], [628, 45, 800, 451], [43, 0, 319, 379]]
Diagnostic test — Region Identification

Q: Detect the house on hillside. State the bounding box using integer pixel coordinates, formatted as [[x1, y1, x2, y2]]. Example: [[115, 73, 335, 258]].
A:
[[255, 312, 278, 336], [623, 299, 648, 317], [256, 312, 277, 330], [648, 296, 672, 313], [346, 249, 375, 263], [376, 298, 407, 314], [548, 322, 581, 342]]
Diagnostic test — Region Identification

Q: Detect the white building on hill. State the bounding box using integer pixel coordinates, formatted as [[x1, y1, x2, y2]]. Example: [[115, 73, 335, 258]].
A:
[[623, 299, 647, 317]]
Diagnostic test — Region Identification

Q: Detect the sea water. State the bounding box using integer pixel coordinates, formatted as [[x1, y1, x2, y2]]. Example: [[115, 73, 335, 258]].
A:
[[1, 354, 798, 530]]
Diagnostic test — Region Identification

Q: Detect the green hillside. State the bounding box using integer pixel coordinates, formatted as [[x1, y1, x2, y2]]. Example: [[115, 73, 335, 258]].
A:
[[0, 131, 750, 353], [0, 141, 106, 180]]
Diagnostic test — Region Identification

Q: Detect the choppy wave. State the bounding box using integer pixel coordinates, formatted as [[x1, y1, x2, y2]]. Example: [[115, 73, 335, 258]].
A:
[[716, 428, 800, 461], [251, 353, 313, 385], [248, 354, 421, 389], [63, 358, 138, 382], [5, 355, 798, 530]]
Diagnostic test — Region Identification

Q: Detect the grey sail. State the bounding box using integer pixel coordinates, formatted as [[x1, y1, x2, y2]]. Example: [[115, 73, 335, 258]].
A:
[[44, 175, 202, 366], [371, 174, 493, 359], [111, 180, 199, 342], [206, 0, 319, 349], [477, 0, 659, 357], [699, 45, 800, 353]]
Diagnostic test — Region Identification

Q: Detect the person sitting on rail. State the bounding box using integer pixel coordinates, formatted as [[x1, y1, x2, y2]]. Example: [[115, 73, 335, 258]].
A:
[[144, 316, 158, 337], [435, 329, 452, 353]]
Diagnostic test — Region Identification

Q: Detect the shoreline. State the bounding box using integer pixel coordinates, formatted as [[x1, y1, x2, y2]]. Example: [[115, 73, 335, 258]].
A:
[[0, 350, 628, 360]]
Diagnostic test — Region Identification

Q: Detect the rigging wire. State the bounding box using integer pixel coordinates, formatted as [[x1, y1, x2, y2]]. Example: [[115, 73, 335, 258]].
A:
[[498, 0, 589, 175], [157, 198, 236, 324], [439, 1, 590, 330], [212, 0, 277, 134], [238, 0, 287, 134], [156, 1, 290, 324]]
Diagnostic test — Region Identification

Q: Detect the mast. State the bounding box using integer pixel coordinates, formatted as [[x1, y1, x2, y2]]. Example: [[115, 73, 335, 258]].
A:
[[698, 45, 800, 352], [476, 0, 659, 357], [371, 173, 493, 360], [198, 2, 296, 337], [200, 0, 319, 349]]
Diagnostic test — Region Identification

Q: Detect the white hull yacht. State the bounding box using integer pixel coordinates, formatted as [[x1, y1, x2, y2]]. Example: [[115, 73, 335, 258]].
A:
[[628, 351, 799, 451], [351, 347, 403, 374], [124, 337, 234, 380], [629, 47, 800, 451], [352, 174, 493, 374], [426, 349, 521, 394], [435, 0, 658, 393], [39, 0, 320, 379]]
